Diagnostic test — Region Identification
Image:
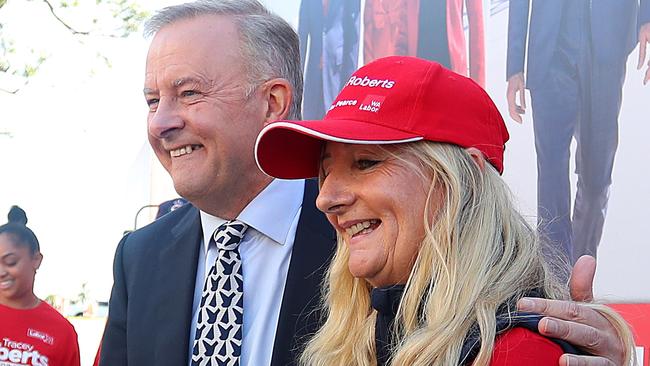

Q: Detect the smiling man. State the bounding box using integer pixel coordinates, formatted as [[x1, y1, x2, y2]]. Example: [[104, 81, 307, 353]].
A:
[[100, 2, 334, 365]]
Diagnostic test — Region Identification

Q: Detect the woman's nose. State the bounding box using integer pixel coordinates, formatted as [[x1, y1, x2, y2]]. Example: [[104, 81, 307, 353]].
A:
[[316, 173, 355, 215]]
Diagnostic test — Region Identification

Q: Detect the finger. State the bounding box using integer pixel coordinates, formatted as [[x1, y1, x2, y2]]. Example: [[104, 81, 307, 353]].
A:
[[644, 66, 649, 85], [516, 298, 611, 330], [507, 88, 522, 123], [538, 317, 606, 349], [515, 105, 526, 115], [638, 39, 646, 70], [559, 354, 615, 366], [519, 84, 526, 110], [509, 109, 523, 123], [547, 316, 624, 366], [569, 255, 596, 301]]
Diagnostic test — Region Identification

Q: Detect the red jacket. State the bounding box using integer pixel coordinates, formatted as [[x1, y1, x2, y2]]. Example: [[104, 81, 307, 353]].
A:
[[445, 0, 485, 87], [365, 0, 485, 87], [489, 327, 564, 365], [364, 0, 410, 63]]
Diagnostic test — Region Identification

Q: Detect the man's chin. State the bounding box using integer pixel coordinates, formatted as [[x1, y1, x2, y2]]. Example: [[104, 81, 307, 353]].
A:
[[172, 180, 201, 203]]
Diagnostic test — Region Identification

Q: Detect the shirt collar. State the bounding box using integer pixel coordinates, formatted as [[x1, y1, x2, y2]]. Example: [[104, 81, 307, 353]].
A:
[[200, 179, 304, 253]]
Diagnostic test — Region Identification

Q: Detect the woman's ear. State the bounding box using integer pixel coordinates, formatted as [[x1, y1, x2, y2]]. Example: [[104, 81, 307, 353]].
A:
[[262, 78, 293, 124], [32, 252, 43, 271], [465, 147, 486, 171]]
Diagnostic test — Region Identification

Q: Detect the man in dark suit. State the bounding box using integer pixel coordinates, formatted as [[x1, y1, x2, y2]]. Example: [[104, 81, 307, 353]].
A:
[[99, 1, 630, 365], [507, 0, 650, 262], [100, 1, 334, 365]]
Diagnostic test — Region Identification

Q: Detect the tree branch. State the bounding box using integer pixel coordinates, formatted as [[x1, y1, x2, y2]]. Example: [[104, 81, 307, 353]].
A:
[[0, 73, 34, 94], [0, 86, 19, 94], [41, 0, 91, 36]]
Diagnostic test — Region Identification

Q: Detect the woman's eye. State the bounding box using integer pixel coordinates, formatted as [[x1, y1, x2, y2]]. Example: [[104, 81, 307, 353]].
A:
[[357, 159, 379, 170]]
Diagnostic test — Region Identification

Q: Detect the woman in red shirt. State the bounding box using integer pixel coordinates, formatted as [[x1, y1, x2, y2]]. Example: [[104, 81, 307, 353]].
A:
[[0, 206, 80, 366]]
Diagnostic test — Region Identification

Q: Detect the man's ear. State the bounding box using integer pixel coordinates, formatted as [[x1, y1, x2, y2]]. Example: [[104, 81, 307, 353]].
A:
[[464, 147, 486, 171], [262, 78, 292, 125]]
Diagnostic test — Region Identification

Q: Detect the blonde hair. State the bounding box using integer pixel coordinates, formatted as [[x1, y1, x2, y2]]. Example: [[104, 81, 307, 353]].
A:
[[301, 141, 635, 366]]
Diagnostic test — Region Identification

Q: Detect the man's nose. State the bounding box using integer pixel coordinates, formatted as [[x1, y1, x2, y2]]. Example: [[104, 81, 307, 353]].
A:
[[148, 99, 184, 139]]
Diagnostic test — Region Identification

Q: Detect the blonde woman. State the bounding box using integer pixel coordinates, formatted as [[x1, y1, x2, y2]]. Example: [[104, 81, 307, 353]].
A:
[[255, 56, 635, 365]]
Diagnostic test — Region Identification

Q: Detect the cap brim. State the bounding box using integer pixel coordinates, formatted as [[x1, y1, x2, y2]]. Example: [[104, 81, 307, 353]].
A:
[[255, 119, 423, 179]]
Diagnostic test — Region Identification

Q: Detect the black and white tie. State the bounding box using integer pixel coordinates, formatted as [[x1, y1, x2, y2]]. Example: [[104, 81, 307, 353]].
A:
[[192, 220, 248, 366]]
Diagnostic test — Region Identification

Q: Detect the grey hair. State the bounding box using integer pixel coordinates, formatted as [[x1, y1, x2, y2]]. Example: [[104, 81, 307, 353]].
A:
[[144, 0, 303, 120]]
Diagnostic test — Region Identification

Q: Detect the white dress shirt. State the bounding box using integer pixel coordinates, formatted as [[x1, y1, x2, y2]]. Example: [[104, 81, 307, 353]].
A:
[[188, 179, 305, 366]]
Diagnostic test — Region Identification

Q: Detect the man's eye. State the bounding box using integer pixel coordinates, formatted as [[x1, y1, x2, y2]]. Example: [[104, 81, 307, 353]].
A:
[[181, 90, 199, 97], [357, 159, 379, 170], [146, 98, 159, 107]]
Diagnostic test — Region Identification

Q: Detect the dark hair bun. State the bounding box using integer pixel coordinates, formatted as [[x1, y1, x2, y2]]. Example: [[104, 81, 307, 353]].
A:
[[8, 205, 27, 225]]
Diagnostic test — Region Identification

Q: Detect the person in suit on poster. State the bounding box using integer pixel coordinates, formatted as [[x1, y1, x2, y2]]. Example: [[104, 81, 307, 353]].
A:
[[507, 0, 650, 263], [415, 0, 486, 87], [298, 0, 361, 120], [363, 0, 485, 87]]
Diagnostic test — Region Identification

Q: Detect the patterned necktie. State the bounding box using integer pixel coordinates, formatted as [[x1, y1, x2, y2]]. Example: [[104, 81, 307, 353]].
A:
[[192, 220, 248, 366]]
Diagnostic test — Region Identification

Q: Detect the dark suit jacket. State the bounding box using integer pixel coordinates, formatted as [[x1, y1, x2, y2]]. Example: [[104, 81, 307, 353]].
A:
[[507, 0, 648, 89], [298, 0, 360, 120], [99, 180, 335, 365]]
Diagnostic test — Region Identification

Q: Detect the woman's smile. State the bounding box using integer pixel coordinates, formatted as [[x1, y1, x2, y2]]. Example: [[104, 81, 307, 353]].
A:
[[317, 142, 430, 287]]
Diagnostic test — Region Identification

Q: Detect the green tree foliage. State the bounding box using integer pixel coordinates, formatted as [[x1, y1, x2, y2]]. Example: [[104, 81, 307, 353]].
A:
[[77, 281, 88, 305], [0, 0, 148, 93]]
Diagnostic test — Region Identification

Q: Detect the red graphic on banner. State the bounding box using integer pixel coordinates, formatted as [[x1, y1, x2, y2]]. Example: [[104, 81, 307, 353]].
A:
[[609, 304, 650, 366]]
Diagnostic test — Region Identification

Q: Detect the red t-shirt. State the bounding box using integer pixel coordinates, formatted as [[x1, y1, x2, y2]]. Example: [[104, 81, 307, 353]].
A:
[[489, 327, 564, 365], [0, 301, 80, 366]]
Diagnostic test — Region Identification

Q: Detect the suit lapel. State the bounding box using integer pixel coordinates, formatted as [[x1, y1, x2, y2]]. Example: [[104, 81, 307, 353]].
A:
[[153, 205, 202, 365], [270, 179, 337, 366]]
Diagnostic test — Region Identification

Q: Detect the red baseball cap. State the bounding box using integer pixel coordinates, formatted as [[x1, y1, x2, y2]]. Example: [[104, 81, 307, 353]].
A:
[[255, 56, 509, 179]]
